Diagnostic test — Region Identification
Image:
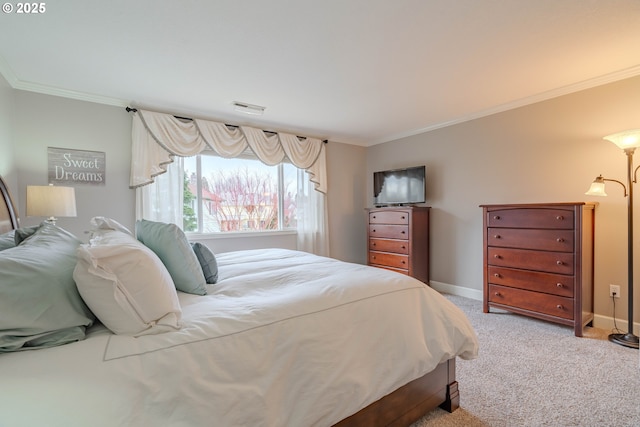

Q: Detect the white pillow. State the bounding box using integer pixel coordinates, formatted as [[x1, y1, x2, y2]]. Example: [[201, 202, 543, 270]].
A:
[[89, 216, 132, 234], [74, 229, 182, 336]]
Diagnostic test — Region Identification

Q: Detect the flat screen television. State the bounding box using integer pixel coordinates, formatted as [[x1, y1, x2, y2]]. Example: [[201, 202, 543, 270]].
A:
[[373, 165, 426, 207]]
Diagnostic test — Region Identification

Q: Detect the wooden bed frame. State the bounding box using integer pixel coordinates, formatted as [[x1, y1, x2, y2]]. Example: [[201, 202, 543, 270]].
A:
[[0, 175, 19, 234], [335, 359, 459, 426], [0, 174, 459, 427]]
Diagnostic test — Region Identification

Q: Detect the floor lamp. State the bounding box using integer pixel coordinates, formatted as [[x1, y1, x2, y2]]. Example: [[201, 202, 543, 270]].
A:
[[585, 129, 640, 349]]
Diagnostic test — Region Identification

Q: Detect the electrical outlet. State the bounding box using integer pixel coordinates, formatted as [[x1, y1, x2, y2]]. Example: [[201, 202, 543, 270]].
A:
[[609, 284, 621, 298]]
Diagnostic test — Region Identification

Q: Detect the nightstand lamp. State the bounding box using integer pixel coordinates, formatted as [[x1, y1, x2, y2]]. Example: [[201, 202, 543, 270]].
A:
[[26, 184, 77, 225]]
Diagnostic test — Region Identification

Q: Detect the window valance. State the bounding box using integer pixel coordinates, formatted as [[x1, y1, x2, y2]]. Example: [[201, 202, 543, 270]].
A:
[[130, 109, 327, 193]]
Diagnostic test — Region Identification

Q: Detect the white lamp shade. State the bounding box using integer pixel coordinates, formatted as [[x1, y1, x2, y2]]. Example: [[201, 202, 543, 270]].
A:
[[585, 176, 607, 197], [585, 181, 607, 196], [603, 129, 640, 150], [26, 185, 77, 218]]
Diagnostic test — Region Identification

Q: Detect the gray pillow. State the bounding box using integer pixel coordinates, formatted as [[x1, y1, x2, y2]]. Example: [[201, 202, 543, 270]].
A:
[[136, 219, 207, 295], [0, 223, 95, 352], [14, 224, 41, 245], [0, 230, 15, 251], [191, 242, 218, 284]]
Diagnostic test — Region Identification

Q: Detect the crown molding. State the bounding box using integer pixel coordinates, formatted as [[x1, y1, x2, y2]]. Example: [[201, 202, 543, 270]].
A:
[[0, 55, 127, 107], [13, 79, 128, 107]]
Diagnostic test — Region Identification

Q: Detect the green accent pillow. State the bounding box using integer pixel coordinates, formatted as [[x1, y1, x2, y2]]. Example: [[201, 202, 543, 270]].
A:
[[191, 242, 218, 284], [0, 223, 95, 352], [135, 219, 207, 295]]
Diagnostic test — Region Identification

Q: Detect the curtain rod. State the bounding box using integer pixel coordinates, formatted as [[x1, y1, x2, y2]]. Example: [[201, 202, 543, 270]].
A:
[[126, 107, 328, 143]]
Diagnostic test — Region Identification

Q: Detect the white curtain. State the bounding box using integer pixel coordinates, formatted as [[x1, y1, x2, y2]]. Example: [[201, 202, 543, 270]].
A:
[[130, 109, 329, 256], [297, 170, 329, 256], [135, 160, 184, 227]]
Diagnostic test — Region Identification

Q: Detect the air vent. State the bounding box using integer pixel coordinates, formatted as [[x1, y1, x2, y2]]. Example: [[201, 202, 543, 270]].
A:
[[233, 102, 265, 115]]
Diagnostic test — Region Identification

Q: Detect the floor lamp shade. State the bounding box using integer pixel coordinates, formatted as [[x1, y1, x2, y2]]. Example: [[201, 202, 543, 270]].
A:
[[26, 185, 77, 223], [603, 129, 640, 150]]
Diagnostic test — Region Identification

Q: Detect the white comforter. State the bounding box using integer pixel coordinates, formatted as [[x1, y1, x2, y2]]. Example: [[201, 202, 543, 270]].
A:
[[0, 249, 478, 427]]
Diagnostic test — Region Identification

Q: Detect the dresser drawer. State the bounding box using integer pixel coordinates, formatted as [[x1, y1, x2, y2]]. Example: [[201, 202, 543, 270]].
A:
[[369, 251, 409, 269], [371, 264, 409, 276], [487, 208, 574, 229], [487, 228, 574, 252], [369, 238, 409, 254], [369, 210, 410, 225], [488, 266, 574, 297], [369, 224, 409, 240], [488, 247, 574, 274], [489, 284, 573, 320]]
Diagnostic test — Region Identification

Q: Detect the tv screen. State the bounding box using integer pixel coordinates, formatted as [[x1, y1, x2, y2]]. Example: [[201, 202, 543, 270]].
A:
[[373, 166, 426, 206]]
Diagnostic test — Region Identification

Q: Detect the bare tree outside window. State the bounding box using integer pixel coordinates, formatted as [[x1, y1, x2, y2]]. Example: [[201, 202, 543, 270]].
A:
[[183, 154, 298, 233], [210, 166, 277, 231]]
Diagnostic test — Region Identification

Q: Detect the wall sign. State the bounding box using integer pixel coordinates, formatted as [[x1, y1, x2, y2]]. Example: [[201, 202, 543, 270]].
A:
[[48, 147, 106, 186]]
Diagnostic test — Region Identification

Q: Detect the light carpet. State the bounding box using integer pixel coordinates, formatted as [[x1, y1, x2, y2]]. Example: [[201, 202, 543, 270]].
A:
[[410, 294, 639, 427]]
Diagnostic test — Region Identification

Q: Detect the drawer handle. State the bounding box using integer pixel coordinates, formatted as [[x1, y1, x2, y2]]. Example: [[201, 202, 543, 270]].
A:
[[372, 215, 376, 219], [556, 215, 564, 220], [401, 260, 406, 264], [493, 215, 501, 220], [556, 260, 564, 265], [494, 254, 501, 259], [556, 283, 563, 288], [372, 229, 376, 233], [494, 234, 501, 239], [372, 242, 376, 246], [401, 245, 406, 249], [494, 292, 501, 297], [494, 273, 501, 278], [401, 231, 406, 234], [556, 238, 564, 243], [556, 304, 563, 310], [401, 216, 406, 219]]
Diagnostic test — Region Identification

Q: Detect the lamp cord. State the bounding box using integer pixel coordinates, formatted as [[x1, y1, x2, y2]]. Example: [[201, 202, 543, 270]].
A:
[[611, 294, 624, 334]]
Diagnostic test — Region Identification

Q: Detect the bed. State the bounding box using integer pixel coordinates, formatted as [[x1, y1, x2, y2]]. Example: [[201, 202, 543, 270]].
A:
[[0, 175, 478, 427]]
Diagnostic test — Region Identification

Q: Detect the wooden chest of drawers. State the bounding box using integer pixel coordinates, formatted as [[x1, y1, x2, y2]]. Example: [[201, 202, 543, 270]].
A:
[[367, 206, 430, 283], [481, 203, 595, 336]]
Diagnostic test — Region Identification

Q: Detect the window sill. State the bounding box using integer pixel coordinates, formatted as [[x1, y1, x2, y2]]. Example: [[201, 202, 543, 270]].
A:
[[186, 229, 297, 240]]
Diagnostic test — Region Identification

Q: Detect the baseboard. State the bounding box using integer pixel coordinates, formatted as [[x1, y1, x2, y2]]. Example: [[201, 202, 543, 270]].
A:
[[430, 281, 639, 335], [593, 313, 640, 336], [429, 281, 482, 301]]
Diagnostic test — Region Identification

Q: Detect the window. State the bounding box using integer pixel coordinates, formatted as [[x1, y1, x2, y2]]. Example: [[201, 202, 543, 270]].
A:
[[182, 152, 300, 233]]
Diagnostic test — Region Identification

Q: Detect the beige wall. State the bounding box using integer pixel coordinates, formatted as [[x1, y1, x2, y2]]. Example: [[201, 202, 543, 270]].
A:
[[326, 141, 367, 263], [366, 75, 640, 332], [0, 73, 16, 191], [12, 91, 135, 239]]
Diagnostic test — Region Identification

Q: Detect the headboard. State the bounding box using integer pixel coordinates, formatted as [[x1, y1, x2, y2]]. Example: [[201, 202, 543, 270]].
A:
[[0, 175, 19, 233]]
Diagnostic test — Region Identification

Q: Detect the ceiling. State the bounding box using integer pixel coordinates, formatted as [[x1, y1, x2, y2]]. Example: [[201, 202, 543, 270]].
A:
[[1, 0, 640, 146]]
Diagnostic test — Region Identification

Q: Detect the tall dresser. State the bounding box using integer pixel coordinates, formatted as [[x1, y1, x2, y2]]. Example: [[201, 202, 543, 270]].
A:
[[480, 202, 596, 337], [367, 206, 430, 283]]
